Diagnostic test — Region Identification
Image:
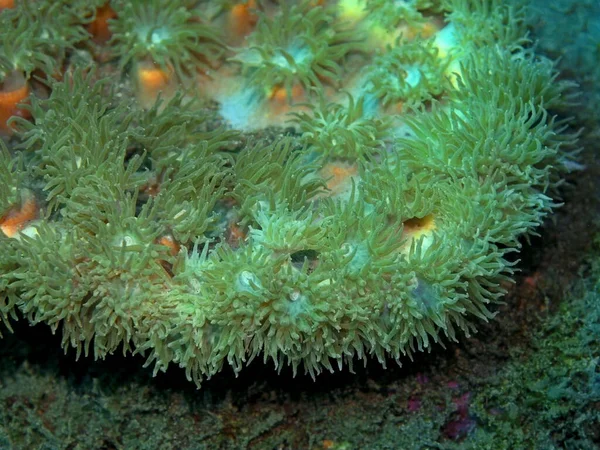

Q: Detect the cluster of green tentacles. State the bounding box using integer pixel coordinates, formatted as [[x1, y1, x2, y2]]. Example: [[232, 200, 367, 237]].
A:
[[0, 0, 579, 387]]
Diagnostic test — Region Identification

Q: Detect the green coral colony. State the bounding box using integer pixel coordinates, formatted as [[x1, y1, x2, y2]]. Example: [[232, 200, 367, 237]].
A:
[[0, 0, 579, 387]]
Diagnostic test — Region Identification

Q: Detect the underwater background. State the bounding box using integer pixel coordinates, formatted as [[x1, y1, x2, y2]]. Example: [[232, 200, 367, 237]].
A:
[[0, 0, 599, 449]]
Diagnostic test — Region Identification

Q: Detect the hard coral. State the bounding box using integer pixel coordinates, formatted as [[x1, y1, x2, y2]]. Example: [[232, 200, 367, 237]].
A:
[[0, 0, 581, 388]]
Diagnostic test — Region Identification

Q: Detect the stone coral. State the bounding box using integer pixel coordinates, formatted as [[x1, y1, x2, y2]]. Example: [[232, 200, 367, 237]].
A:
[[0, 0, 579, 388]]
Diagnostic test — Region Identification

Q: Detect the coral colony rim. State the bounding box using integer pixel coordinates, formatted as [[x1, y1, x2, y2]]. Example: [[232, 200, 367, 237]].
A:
[[0, 0, 580, 387]]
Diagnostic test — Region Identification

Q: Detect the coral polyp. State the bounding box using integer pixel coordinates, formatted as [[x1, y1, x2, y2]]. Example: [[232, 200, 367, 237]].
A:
[[231, 1, 365, 99], [365, 0, 443, 33], [362, 37, 451, 109], [109, 0, 223, 81], [0, 0, 97, 131], [0, 1, 93, 82], [292, 93, 391, 161]]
